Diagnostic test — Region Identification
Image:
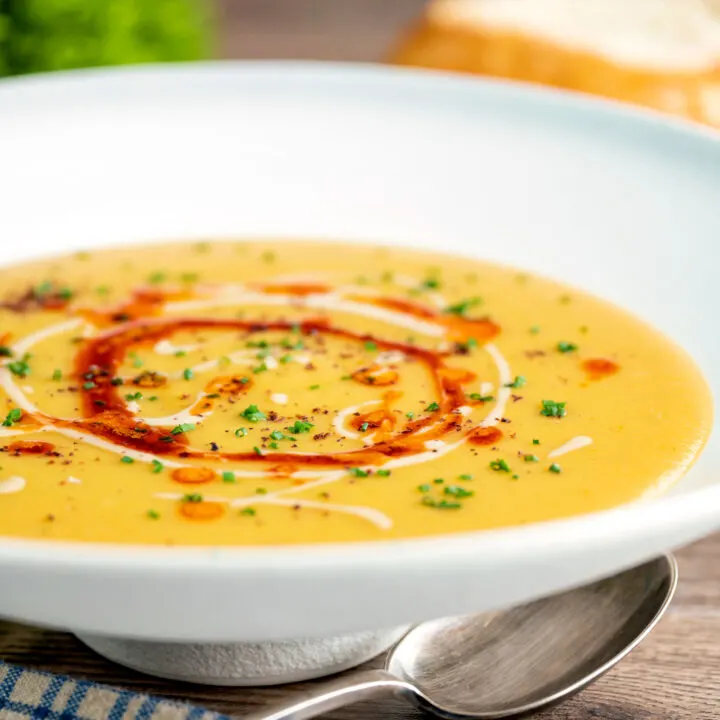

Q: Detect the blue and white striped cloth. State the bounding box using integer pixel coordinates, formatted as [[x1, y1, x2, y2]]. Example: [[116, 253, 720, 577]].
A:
[[0, 663, 226, 720]]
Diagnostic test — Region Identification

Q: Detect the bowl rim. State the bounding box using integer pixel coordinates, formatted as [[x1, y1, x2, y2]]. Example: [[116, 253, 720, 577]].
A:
[[0, 59, 719, 571]]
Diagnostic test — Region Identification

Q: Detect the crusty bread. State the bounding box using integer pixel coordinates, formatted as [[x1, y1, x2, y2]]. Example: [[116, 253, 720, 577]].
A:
[[392, 0, 720, 126]]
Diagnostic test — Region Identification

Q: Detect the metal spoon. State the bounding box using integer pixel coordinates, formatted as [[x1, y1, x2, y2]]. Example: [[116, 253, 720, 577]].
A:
[[246, 555, 676, 720]]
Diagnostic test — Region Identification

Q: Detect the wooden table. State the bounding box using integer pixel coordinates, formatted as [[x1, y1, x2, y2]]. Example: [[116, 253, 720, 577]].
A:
[[2, 2, 720, 717]]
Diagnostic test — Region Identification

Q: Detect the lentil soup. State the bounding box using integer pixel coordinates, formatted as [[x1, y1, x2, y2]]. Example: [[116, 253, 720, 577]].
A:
[[0, 241, 711, 545]]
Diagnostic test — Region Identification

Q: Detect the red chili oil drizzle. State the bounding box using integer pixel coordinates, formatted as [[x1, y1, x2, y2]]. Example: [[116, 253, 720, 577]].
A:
[[1, 284, 499, 470], [70, 321, 494, 467], [581, 358, 621, 380]]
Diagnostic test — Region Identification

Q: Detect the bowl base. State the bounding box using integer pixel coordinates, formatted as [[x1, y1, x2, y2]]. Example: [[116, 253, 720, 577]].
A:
[[75, 626, 408, 686]]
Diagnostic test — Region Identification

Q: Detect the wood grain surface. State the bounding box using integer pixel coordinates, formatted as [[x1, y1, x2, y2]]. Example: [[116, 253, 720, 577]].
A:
[[2, 2, 720, 718]]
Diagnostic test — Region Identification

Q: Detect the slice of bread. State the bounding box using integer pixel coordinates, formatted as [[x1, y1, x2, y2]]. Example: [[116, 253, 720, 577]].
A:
[[392, 0, 720, 126]]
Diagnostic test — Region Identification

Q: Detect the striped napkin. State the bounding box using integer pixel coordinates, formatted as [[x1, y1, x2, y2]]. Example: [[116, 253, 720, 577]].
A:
[[0, 663, 227, 720]]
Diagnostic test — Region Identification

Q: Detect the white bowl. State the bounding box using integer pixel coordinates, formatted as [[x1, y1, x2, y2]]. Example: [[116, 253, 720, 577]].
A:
[[0, 62, 718, 649]]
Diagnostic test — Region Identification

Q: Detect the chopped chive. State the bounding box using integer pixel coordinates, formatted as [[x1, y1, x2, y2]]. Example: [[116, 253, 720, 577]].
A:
[[183, 493, 203, 503], [490, 458, 511, 472], [279, 354, 293, 364], [234, 427, 248, 437], [524, 454, 539, 463], [253, 446, 263, 456], [171, 423, 196, 435], [444, 297, 482, 316], [426, 402, 440, 412], [504, 376, 527, 389], [348, 467, 369, 478], [287, 420, 313, 434], [364, 341, 377, 352], [146, 509, 161, 520], [422, 496, 462, 509], [148, 271, 166, 284], [459, 473, 473, 481], [121, 456, 134, 464], [309, 384, 320, 390], [255, 487, 268, 495], [7, 354, 31, 378], [151, 459, 164, 474], [182, 368, 194, 381], [240, 507, 256, 516], [51, 369, 62, 382], [444, 485, 474, 498], [376, 469, 391, 477], [417, 484, 431, 493], [468, 393, 494, 402], [533, 439, 540, 445], [222, 471, 236, 483], [406, 411, 415, 420], [2, 408, 22, 427], [556, 341, 578, 354], [359, 422, 369, 432], [549, 463, 562, 474], [540, 400, 567, 418], [421, 277, 441, 290], [241, 405, 266, 422]]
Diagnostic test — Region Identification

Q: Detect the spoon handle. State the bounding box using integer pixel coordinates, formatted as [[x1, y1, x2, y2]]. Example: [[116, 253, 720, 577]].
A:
[[241, 668, 412, 720]]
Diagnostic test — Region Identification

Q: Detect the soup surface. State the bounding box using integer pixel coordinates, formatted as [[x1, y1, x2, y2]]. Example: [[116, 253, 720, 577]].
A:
[[0, 241, 712, 545]]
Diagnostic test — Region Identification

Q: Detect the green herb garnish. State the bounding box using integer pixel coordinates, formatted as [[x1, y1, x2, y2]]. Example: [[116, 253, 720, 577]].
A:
[[171, 423, 196, 435], [7, 354, 31, 378], [549, 463, 562, 474], [2, 408, 22, 427], [182, 368, 194, 381], [287, 420, 314, 434], [120, 456, 134, 464], [490, 458, 511, 472], [504, 376, 527, 389], [426, 402, 440, 412], [556, 341, 578, 354], [421, 497, 462, 510], [444, 486, 474, 498], [241, 405, 266, 423], [540, 400, 567, 418], [444, 297, 482, 316], [151, 459, 164, 474], [348, 467, 369, 478]]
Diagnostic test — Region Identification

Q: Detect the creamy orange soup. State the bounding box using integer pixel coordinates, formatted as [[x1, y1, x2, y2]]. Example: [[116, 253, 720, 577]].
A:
[[0, 241, 712, 545]]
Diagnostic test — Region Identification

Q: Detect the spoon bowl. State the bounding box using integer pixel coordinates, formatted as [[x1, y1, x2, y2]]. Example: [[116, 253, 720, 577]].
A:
[[249, 554, 677, 720]]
